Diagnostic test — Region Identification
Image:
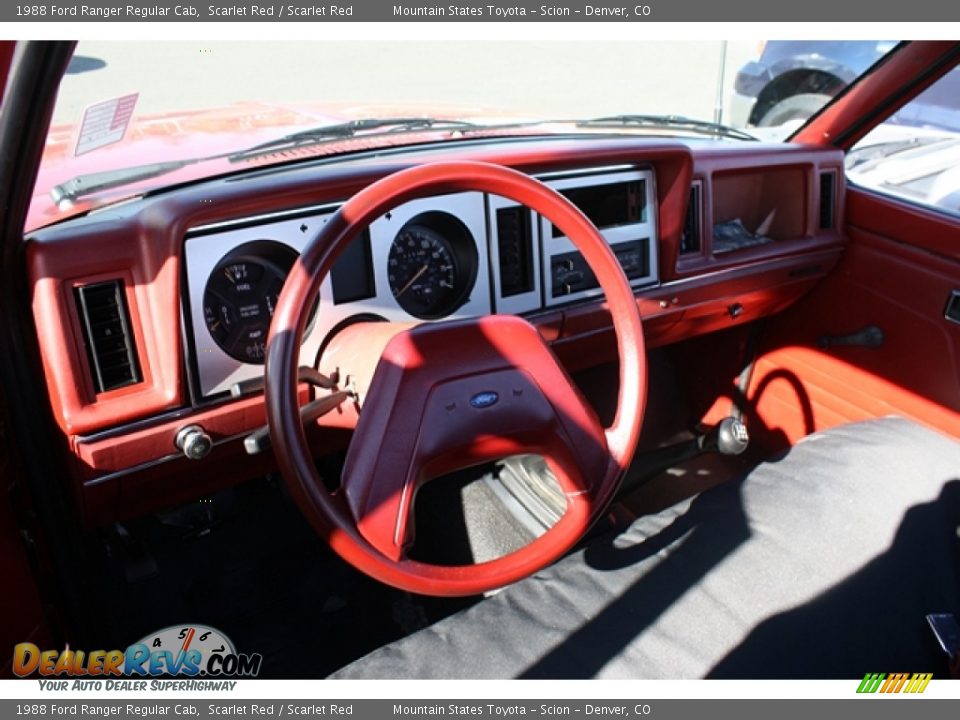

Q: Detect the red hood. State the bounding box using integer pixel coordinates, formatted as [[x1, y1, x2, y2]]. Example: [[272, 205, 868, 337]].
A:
[[28, 100, 538, 232]]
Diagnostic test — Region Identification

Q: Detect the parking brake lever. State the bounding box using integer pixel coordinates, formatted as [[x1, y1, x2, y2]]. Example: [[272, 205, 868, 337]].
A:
[[243, 390, 352, 455]]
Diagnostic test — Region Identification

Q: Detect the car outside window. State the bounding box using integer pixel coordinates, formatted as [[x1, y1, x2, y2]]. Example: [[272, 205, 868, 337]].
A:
[[845, 67, 960, 218]]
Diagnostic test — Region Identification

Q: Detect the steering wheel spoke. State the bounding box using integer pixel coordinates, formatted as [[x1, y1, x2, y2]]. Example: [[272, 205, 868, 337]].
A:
[[337, 315, 611, 561]]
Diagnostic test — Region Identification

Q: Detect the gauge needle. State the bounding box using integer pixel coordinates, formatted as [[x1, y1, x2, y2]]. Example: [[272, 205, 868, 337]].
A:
[[173, 626, 195, 673], [181, 627, 195, 653], [395, 264, 429, 298]]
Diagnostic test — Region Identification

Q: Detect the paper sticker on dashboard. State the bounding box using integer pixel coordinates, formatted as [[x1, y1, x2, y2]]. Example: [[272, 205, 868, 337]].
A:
[[75, 93, 139, 156]]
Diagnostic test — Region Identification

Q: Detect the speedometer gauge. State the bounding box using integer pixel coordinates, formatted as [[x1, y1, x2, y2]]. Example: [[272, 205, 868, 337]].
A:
[[202, 240, 304, 364], [387, 212, 478, 320]]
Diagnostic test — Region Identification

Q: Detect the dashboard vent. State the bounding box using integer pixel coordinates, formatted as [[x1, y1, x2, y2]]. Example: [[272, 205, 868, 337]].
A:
[[819, 171, 836, 230], [680, 182, 702, 254], [331, 229, 376, 304], [75, 280, 142, 394], [496, 206, 534, 297]]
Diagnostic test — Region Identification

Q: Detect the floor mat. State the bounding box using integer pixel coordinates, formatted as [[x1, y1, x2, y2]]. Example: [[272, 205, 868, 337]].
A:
[[619, 449, 755, 518]]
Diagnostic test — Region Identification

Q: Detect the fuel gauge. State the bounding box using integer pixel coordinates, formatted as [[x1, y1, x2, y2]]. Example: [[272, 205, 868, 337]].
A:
[[202, 240, 306, 364]]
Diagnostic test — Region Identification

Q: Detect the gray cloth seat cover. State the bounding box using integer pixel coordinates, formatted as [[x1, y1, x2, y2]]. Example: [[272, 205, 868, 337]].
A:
[[332, 418, 960, 679]]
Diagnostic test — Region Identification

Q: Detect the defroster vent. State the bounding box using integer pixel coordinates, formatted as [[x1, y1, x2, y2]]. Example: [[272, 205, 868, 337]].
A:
[[75, 280, 142, 393]]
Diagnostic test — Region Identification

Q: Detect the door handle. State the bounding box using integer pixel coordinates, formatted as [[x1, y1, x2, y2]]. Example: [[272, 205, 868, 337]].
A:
[[817, 325, 885, 349], [945, 290, 960, 325]]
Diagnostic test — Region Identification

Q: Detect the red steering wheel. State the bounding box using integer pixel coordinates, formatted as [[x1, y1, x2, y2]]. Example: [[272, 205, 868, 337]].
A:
[[265, 161, 647, 597]]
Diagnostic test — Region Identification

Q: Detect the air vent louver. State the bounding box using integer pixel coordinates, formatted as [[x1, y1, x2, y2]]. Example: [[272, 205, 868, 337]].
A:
[[75, 280, 141, 393], [680, 182, 702, 254], [819, 171, 836, 230], [496, 205, 534, 298]]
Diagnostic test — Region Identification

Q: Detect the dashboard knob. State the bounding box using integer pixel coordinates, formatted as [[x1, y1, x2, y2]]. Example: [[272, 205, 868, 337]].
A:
[[175, 425, 213, 461]]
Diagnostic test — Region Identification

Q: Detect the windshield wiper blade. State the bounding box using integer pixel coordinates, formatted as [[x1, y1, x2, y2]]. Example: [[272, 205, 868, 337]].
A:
[[577, 114, 756, 141], [50, 117, 484, 205], [50, 160, 202, 206], [229, 116, 482, 159]]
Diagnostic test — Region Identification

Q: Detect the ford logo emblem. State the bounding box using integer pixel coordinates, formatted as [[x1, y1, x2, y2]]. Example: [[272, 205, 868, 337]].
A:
[[470, 391, 499, 409]]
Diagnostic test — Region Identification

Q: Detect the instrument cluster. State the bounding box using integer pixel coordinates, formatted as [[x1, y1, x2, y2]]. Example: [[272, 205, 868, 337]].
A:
[[183, 167, 659, 400]]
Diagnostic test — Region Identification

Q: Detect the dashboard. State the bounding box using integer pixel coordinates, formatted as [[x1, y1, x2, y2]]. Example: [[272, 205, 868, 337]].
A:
[[184, 167, 658, 398], [25, 136, 847, 526]]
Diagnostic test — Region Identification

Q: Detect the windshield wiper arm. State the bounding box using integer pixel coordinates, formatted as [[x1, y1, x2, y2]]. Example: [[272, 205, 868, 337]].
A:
[[229, 116, 482, 159], [50, 160, 204, 206], [50, 116, 483, 205], [577, 114, 756, 141]]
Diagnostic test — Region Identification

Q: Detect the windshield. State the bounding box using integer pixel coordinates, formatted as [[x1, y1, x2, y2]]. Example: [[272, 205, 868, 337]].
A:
[[30, 39, 901, 230]]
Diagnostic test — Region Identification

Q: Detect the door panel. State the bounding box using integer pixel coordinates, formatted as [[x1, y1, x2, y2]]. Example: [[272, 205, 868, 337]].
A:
[[0, 416, 51, 677], [0, 492, 50, 677], [746, 186, 960, 447]]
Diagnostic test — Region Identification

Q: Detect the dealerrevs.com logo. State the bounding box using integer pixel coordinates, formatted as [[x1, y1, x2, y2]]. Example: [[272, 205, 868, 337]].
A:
[[13, 624, 262, 681]]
